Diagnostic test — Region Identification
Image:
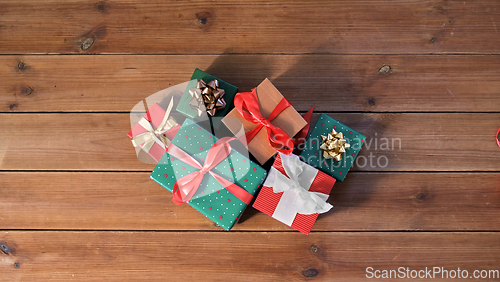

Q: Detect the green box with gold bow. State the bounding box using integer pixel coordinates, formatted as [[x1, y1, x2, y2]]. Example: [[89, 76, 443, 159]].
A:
[[300, 114, 366, 181], [176, 68, 238, 119], [150, 118, 267, 230]]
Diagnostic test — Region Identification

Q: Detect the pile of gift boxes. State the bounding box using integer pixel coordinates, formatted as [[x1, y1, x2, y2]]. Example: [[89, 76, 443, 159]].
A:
[[128, 69, 366, 235]]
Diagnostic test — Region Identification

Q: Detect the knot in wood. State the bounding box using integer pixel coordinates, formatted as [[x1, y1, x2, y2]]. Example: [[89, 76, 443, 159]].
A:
[[21, 85, 34, 96], [80, 38, 95, 51], [0, 242, 11, 254], [378, 65, 392, 75], [195, 12, 213, 28], [303, 268, 319, 277]]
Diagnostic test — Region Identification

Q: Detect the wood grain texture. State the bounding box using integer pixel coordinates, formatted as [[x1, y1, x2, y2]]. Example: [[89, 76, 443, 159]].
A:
[[1, 231, 499, 281], [0, 172, 498, 231], [0, 113, 499, 171], [1, 1, 500, 55], [2, 55, 500, 113]]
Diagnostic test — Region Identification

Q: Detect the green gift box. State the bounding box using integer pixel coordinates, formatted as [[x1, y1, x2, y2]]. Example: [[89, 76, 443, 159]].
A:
[[150, 118, 267, 230], [176, 68, 238, 119], [300, 114, 366, 181]]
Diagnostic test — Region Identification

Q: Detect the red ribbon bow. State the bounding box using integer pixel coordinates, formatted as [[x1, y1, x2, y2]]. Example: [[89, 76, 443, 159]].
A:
[[234, 88, 314, 155], [497, 128, 500, 147], [168, 137, 253, 206]]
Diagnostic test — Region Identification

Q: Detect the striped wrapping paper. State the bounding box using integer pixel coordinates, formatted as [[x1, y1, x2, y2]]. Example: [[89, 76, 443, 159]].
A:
[[253, 153, 336, 235]]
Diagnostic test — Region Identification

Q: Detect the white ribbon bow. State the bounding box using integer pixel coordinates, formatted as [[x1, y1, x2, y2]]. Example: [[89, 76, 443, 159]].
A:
[[131, 97, 178, 153], [264, 153, 333, 227]]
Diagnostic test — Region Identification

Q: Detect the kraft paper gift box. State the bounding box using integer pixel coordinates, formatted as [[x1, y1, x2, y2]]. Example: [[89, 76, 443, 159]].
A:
[[176, 68, 238, 119], [222, 78, 307, 165], [300, 113, 366, 181], [253, 153, 335, 235], [128, 102, 180, 163], [150, 119, 267, 231]]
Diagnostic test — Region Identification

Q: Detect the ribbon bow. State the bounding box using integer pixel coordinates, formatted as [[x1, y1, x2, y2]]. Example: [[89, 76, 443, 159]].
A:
[[131, 98, 178, 152], [189, 79, 226, 116], [234, 88, 297, 154], [168, 137, 253, 206], [264, 153, 333, 226], [234, 88, 314, 155], [320, 129, 350, 161]]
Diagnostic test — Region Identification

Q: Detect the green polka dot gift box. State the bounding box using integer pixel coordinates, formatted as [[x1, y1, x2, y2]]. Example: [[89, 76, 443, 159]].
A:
[[300, 114, 366, 181], [150, 118, 267, 231]]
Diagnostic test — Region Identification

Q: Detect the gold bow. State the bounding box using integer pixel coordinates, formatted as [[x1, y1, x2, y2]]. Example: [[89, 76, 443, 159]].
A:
[[320, 129, 350, 161], [131, 97, 178, 152], [189, 79, 226, 116]]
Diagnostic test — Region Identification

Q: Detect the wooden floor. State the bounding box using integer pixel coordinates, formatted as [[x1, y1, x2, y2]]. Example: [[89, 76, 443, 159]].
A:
[[1, 1, 499, 281]]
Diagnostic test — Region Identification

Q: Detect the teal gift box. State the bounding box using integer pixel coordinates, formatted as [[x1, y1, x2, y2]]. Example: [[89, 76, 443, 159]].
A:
[[176, 68, 238, 119], [150, 119, 267, 230], [300, 114, 366, 181]]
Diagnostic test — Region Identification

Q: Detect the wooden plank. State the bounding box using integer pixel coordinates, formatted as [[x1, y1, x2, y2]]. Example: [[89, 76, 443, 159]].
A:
[[2, 55, 500, 113], [1, 1, 500, 55], [0, 172, 498, 231], [0, 113, 499, 171], [1, 231, 499, 281]]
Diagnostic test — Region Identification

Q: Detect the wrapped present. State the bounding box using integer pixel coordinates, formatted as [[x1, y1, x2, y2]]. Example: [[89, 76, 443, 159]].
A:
[[128, 100, 180, 163], [150, 119, 267, 231], [253, 153, 335, 235], [176, 68, 238, 119], [300, 114, 366, 181], [222, 78, 308, 165]]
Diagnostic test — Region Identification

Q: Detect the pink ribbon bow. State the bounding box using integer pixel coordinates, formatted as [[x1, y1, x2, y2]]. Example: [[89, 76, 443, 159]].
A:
[[168, 137, 254, 206]]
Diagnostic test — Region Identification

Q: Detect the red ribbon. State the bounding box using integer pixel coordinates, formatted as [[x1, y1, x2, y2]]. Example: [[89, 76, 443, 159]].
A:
[[497, 128, 500, 147], [234, 88, 313, 155], [167, 137, 253, 206]]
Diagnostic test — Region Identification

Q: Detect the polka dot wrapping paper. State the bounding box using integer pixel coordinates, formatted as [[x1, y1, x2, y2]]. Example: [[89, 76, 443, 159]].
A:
[[300, 113, 366, 181], [150, 118, 267, 231]]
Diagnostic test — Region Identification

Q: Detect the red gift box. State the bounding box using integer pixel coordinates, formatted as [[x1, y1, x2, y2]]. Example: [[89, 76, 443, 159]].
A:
[[253, 153, 336, 234], [127, 103, 180, 162]]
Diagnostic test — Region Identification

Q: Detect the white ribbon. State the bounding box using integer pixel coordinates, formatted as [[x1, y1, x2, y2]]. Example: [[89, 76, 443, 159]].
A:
[[264, 153, 333, 227], [131, 97, 178, 152]]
